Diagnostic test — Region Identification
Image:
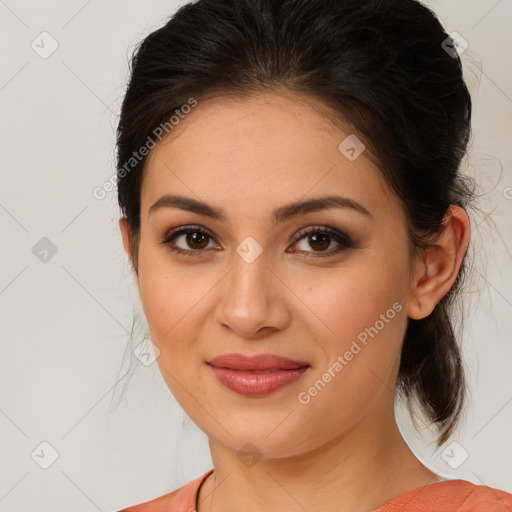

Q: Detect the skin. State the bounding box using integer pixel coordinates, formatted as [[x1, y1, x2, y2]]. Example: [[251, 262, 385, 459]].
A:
[[119, 90, 470, 512]]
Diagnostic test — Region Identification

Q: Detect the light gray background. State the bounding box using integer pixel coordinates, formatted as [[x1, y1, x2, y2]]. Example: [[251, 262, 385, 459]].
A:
[[0, 1, 511, 511]]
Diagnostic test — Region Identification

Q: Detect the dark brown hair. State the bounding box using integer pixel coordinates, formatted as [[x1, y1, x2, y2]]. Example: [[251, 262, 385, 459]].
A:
[[116, 0, 475, 445]]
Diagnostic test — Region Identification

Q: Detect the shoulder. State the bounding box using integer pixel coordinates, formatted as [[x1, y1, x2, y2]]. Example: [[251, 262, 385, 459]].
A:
[[377, 479, 512, 512], [117, 469, 214, 512]]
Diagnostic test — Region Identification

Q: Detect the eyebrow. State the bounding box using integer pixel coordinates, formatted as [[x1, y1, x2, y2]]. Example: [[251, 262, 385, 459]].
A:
[[148, 193, 372, 223]]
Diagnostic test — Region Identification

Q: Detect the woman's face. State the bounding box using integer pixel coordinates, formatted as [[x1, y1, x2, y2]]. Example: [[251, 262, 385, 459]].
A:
[[121, 91, 423, 458]]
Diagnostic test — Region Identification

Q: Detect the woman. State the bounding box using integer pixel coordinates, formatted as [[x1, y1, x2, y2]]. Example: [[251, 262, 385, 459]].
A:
[[115, 0, 512, 510]]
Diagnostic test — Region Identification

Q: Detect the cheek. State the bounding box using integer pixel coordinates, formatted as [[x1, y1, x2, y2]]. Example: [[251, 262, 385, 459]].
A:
[[137, 246, 196, 353], [137, 256, 210, 408], [293, 281, 406, 444], [291, 254, 408, 405], [294, 257, 406, 346]]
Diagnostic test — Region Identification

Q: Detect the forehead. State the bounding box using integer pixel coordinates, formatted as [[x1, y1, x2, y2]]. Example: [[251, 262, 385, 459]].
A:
[[140, 92, 398, 221]]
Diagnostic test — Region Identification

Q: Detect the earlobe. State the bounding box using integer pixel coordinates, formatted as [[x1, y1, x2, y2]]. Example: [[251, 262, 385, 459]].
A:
[[406, 205, 470, 320]]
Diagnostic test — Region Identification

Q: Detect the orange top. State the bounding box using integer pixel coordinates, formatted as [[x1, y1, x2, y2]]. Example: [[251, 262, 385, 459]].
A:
[[118, 469, 512, 512]]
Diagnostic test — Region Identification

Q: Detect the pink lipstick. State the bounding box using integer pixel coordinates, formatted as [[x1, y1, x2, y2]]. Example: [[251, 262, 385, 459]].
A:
[[206, 353, 310, 397]]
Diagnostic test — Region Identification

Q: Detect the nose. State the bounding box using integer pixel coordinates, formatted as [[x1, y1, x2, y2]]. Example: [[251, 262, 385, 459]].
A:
[[215, 248, 291, 339]]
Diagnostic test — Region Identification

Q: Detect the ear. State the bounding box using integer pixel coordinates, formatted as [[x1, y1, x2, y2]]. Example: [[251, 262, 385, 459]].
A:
[[119, 216, 138, 275], [406, 205, 470, 320]]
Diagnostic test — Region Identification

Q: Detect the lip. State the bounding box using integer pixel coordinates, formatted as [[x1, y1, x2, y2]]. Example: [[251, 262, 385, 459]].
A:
[[207, 353, 310, 371], [206, 353, 310, 397]]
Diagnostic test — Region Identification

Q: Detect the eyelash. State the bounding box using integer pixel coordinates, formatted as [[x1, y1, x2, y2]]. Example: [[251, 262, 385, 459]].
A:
[[160, 224, 354, 258]]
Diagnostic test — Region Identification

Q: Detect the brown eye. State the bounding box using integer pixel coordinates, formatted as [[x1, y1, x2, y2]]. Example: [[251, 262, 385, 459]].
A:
[[290, 226, 353, 257], [161, 225, 218, 256], [181, 231, 210, 250], [305, 232, 331, 251]]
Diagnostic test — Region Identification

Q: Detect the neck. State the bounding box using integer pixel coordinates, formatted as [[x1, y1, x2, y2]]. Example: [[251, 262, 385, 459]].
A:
[[196, 405, 441, 512]]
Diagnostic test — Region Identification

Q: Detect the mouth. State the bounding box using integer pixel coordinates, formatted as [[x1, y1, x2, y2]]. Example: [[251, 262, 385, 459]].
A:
[[206, 353, 310, 371], [206, 353, 310, 397]]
